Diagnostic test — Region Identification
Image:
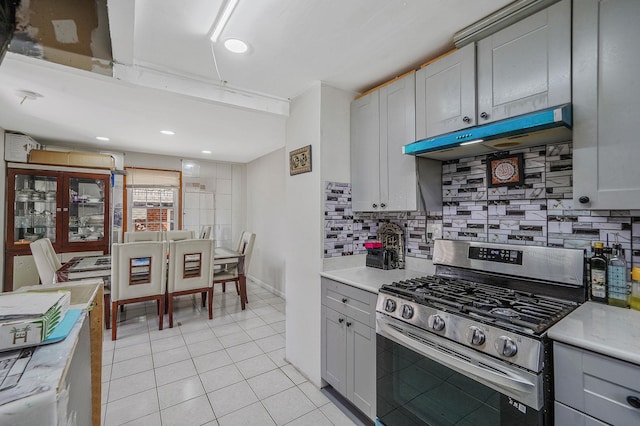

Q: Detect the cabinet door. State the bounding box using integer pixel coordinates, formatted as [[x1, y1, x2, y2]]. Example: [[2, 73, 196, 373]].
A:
[[477, 0, 570, 124], [380, 73, 417, 211], [64, 173, 110, 251], [7, 169, 61, 251], [416, 43, 476, 139], [321, 306, 347, 394], [350, 91, 381, 211], [347, 320, 376, 420], [573, 0, 640, 209]]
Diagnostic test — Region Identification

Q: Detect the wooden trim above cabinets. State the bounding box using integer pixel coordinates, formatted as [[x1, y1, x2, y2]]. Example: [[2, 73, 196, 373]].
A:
[[354, 48, 457, 100]]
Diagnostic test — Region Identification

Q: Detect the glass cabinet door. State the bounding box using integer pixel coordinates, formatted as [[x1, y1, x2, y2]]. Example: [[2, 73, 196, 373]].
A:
[[12, 171, 59, 246], [67, 176, 107, 243]]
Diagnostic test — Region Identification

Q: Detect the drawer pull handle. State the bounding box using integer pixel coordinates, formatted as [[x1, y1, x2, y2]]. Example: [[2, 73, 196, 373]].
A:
[[346, 322, 352, 327], [338, 318, 344, 324], [627, 396, 640, 409], [341, 298, 347, 303]]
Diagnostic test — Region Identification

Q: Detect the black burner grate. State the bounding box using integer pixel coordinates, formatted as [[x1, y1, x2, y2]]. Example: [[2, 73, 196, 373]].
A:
[[381, 275, 577, 334]]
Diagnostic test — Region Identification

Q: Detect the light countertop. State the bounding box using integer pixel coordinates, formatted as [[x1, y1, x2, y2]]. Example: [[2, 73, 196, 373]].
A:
[[547, 302, 640, 365], [320, 267, 428, 293], [0, 311, 86, 409]]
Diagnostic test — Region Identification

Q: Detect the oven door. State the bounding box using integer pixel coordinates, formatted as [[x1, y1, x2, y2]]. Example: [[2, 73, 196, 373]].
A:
[[376, 314, 546, 426]]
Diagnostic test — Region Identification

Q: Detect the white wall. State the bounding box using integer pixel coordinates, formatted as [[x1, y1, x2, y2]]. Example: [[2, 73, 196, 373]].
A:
[[246, 148, 286, 296], [285, 84, 323, 385], [320, 85, 353, 184], [284, 83, 353, 386], [123, 151, 244, 248]]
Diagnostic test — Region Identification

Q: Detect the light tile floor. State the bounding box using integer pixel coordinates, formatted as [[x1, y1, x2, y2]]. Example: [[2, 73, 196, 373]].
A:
[[102, 281, 357, 426]]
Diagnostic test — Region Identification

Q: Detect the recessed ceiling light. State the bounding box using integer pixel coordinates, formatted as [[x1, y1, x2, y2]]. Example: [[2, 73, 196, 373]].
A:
[[160, 130, 175, 135], [96, 136, 110, 141], [202, 150, 212, 154], [224, 38, 248, 53]]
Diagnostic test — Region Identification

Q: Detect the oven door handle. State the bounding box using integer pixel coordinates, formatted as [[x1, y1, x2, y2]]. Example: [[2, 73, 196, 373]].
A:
[[377, 318, 541, 408]]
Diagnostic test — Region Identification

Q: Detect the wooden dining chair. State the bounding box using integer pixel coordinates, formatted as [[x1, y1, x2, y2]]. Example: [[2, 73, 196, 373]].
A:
[[213, 232, 255, 300], [30, 238, 62, 285], [123, 231, 162, 243], [110, 241, 167, 340], [164, 230, 195, 241], [167, 239, 214, 327]]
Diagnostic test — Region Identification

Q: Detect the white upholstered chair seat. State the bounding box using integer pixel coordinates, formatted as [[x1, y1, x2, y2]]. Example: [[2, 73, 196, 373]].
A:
[[124, 231, 162, 243], [110, 241, 167, 340], [30, 238, 63, 285], [164, 230, 195, 241], [213, 231, 255, 299], [167, 239, 214, 327]]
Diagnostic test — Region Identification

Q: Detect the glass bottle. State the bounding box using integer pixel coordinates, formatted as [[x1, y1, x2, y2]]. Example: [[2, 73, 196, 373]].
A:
[[607, 244, 629, 308], [590, 242, 608, 303], [631, 267, 640, 311]]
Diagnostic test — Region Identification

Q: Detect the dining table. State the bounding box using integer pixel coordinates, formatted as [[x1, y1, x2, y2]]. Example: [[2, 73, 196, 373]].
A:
[[56, 247, 249, 325]]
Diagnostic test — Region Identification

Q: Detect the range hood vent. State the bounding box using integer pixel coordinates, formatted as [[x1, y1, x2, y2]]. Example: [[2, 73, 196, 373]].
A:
[[403, 104, 572, 161]]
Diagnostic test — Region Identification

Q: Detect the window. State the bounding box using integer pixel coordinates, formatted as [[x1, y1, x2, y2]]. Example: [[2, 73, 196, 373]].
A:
[[124, 168, 182, 232]]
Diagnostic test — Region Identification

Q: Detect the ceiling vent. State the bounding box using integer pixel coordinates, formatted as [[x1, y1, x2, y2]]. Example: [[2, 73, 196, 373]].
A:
[[454, 0, 561, 48]]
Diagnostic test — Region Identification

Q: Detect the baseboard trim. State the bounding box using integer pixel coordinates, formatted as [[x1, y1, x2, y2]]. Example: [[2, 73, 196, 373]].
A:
[[246, 274, 285, 299]]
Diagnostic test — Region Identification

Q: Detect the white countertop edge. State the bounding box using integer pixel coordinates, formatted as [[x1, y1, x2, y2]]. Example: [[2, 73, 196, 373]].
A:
[[548, 302, 640, 365], [320, 267, 429, 294]]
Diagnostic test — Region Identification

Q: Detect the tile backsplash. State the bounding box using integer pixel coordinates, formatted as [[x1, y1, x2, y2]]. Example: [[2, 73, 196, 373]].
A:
[[324, 142, 640, 268]]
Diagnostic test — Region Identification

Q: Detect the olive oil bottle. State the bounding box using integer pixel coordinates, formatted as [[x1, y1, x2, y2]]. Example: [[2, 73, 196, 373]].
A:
[[607, 244, 629, 307], [590, 242, 608, 303]]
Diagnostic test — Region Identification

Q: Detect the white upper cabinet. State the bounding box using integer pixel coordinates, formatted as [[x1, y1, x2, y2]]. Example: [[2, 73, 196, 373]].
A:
[[416, 43, 476, 139], [350, 91, 381, 212], [351, 72, 418, 212], [380, 74, 418, 211], [572, 0, 640, 209], [476, 0, 571, 124]]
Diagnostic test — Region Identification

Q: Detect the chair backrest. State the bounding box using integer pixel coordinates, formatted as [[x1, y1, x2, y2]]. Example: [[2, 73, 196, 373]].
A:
[[164, 230, 195, 241], [167, 239, 214, 292], [30, 238, 62, 284], [111, 241, 167, 302], [199, 225, 212, 240], [236, 232, 256, 273], [124, 231, 162, 243]]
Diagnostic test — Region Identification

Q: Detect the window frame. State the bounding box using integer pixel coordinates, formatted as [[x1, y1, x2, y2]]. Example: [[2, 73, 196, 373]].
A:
[[123, 167, 183, 232]]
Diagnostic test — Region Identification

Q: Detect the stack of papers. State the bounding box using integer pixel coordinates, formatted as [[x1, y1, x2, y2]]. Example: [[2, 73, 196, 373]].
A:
[[0, 291, 71, 351]]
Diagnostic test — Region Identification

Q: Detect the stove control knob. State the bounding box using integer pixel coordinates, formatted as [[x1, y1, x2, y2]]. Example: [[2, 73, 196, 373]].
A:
[[401, 305, 414, 319], [427, 314, 445, 331], [467, 326, 485, 346], [384, 299, 397, 313], [496, 336, 518, 357]]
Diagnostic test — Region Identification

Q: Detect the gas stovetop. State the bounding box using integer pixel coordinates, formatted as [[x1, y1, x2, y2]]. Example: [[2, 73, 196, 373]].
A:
[[380, 275, 578, 335], [375, 240, 586, 372]]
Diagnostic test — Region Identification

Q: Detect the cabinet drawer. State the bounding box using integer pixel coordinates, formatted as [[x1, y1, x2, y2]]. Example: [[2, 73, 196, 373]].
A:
[[554, 342, 640, 425], [321, 278, 377, 328], [554, 402, 607, 426]]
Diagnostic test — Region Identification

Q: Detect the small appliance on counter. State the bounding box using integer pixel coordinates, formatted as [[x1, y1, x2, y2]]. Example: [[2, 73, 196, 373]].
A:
[[365, 242, 398, 270]]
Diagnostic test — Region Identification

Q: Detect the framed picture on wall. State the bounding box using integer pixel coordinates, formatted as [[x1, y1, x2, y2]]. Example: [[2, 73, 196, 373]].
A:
[[289, 145, 312, 175], [487, 153, 524, 187]]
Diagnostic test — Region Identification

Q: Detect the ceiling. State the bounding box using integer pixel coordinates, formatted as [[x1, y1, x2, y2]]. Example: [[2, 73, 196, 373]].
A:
[[0, 0, 513, 164]]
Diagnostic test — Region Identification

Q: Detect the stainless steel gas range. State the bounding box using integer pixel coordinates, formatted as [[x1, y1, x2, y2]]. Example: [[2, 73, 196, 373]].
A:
[[375, 239, 586, 426]]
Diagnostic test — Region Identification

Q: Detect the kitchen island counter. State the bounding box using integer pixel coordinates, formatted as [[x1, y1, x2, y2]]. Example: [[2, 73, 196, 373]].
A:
[[548, 302, 640, 365]]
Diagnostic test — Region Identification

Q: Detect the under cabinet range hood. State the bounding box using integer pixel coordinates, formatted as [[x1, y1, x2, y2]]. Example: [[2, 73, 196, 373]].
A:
[[403, 104, 572, 161]]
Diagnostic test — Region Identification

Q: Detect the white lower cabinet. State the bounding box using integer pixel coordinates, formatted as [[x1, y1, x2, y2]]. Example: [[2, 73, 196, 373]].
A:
[[321, 278, 377, 420], [554, 342, 640, 425]]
